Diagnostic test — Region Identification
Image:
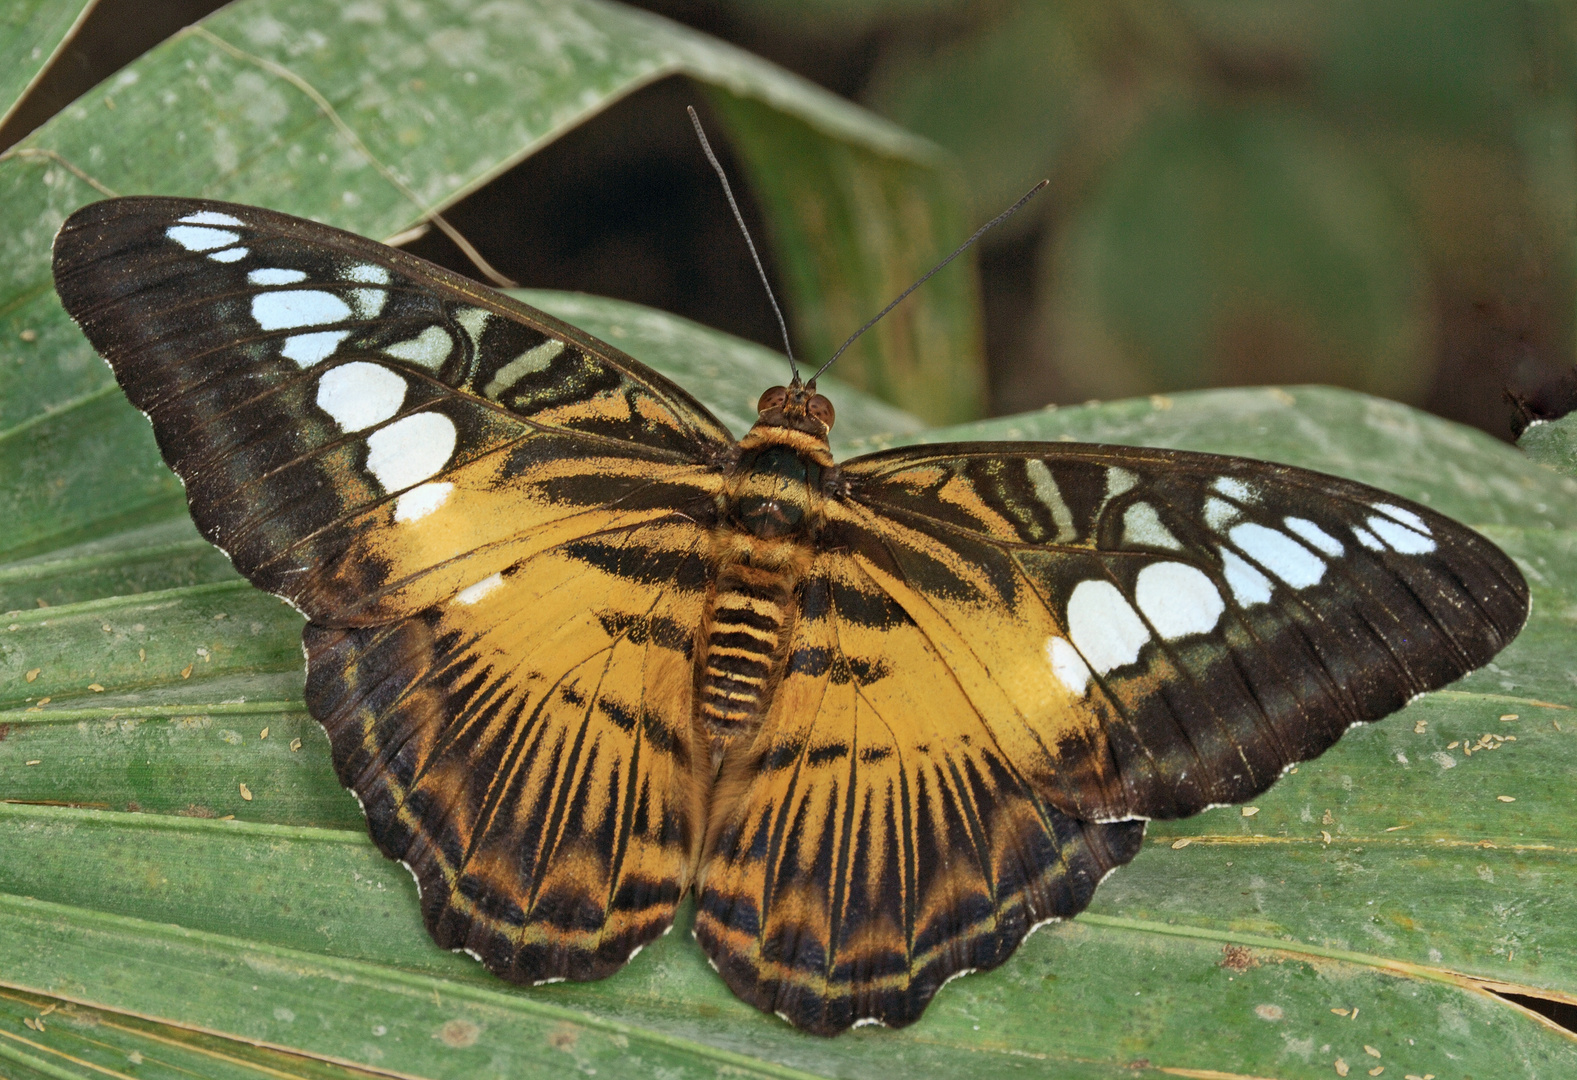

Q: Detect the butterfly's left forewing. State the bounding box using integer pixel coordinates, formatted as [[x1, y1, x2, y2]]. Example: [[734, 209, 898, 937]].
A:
[[52, 197, 734, 619], [52, 196, 730, 981]]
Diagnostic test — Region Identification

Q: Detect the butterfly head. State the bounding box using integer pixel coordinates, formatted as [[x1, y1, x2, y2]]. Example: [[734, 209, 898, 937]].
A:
[[755, 382, 835, 440]]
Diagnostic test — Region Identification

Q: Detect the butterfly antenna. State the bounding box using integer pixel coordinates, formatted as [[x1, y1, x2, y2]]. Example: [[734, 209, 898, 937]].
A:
[[810, 179, 1049, 385], [688, 105, 799, 384]]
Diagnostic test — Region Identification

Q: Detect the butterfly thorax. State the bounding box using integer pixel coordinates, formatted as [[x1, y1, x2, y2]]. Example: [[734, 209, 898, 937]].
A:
[[697, 387, 836, 750]]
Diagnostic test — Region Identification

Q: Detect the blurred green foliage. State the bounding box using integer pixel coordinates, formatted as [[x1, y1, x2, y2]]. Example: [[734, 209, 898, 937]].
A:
[[838, 0, 1577, 419]]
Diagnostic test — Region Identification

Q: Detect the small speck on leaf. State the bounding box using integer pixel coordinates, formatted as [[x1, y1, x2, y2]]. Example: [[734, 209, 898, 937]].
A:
[[1335, 1058, 1350, 1076], [19, 329, 37, 342], [1365, 1046, 1381, 1058], [436, 1019, 481, 1048], [24, 668, 39, 682], [25, 760, 41, 766], [1171, 838, 1192, 849], [1242, 806, 1260, 817], [1500, 713, 1518, 722], [239, 783, 253, 801], [1221, 944, 1256, 972], [87, 683, 104, 692], [1497, 795, 1516, 802], [259, 727, 269, 739], [180, 664, 193, 679], [289, 737, 302, 752]]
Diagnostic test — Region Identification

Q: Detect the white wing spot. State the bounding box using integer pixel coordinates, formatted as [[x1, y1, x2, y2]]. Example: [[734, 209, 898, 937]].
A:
[[455, 307, 491, 345], [281, 330, 350, 368], [456, 573, 504, 605], [1229, 523, 1326, 587], [1025, 459, 1077, 542], [178, 210, 244, 227], [1046, 636, 1092, 695], [316, 362, 406, 432], [252, 290, 352, 330], [1105, 467, 1139, 501], [248, 268, 308, 285], [208, 246, 247, 262], [1372, 503, 1431, 536], [1351, 525, 1386, 551], [383, 325, 453, 368], [352, 288, 387, 318], [1135, 562, 1225, 639], [394, 482, 453, 522], [1367, 515, 1436, 554], [166, 225, 239, 251], [1283, 516, 1344, 556], [365, 412, 456, 491], [484, 339, 566, 398], [1123, 502, 1183, 550], [1212, 476, 1259, 502], [344, 263, 390, 284], [1067, 580, 1151, 674], [1204, 497, 1240, 533], [1219, 548, 1273, 606]]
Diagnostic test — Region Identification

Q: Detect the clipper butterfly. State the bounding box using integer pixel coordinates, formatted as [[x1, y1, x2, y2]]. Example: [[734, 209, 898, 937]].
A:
[[52, 197, 1527, 1035]]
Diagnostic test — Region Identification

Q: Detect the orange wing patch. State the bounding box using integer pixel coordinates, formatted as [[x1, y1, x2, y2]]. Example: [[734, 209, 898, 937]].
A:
[[695, 552, 1144, 1034], [307, 515, 712, 983]]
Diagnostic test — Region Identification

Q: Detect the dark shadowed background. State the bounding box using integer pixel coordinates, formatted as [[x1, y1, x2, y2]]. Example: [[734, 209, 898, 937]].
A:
[[5, 0, 1574, 438]]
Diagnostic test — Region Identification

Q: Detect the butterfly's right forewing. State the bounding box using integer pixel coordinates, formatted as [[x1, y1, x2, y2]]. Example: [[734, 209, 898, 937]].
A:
[[837, 442, 1529, 823]]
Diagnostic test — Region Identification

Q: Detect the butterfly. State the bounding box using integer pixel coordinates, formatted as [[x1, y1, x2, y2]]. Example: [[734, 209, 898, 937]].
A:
[[51, 196, 1528, 1036]]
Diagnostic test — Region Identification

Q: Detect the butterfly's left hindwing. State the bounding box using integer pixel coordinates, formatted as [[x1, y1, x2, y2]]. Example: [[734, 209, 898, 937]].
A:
[[305, 518, 711, 981], [52, 196, 729, 984]]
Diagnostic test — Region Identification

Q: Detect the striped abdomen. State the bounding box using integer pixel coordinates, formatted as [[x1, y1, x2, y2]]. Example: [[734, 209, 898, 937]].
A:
[[696, 419, 831, 746], [697, 564, 796, 740]]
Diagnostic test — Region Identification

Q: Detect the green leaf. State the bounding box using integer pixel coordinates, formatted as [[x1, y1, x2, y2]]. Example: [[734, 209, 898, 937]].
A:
[[707, 89, 985, 424], [1043, 107, 1436, 405], [1520, 413, 1577, 478], [0, 0, 95, 135]]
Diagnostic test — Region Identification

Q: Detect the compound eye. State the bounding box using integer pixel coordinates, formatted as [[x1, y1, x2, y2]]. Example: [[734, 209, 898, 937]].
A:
[[757, 386, 789, 413], [807, 394, 836, 428]]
